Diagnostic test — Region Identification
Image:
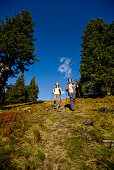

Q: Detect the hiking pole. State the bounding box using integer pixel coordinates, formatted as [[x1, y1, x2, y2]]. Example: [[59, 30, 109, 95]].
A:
[[77, 86, 80, 98], [65, 91, 67, 110], [51, 93, 53, 105], [60, 94, 61, 107], [66, 91, 67, 103]]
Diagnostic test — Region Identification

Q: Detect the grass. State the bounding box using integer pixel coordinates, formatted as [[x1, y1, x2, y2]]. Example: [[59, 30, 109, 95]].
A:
[[0, 96, 114, 169]]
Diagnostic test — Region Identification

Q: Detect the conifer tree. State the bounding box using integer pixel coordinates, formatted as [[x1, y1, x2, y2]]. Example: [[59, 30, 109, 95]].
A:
[[14, 74, 26, 103], [5, 84, 15, 104], [80, 18, 114, 96], [0, 10, 39, 98], [27, 77, 39, 102], [5, 75, 39, 104], [5, 75, 26, 104], [5, 74, 26, 104]]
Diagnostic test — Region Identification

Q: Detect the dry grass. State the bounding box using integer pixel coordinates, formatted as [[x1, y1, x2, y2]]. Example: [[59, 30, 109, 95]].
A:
[[0, 96, 114, 169]]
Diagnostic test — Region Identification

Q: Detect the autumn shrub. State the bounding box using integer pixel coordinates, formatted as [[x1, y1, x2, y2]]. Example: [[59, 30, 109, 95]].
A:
[[0, 111, 27, 137]]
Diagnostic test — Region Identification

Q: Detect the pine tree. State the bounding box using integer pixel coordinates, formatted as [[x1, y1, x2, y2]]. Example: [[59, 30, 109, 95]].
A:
[[25, 85, 29, 103], [5, 75, 39, 104], [27, 77, 39, 102], [0, 10, 39, 99], [5, 84, 16, 104], [80, 18, 114, 96], [14, 74, 26, 103], [5, 75, 26, 104]]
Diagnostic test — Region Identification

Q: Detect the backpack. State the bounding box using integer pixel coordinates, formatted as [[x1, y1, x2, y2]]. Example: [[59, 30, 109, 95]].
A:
[[54, 87, 62, 95], [67, 83, 76, 94]]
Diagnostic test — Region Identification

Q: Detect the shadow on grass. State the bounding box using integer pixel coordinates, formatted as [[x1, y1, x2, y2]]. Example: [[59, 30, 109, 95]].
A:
[[64, 104, 71, 110], [0, 100, 44, 110]]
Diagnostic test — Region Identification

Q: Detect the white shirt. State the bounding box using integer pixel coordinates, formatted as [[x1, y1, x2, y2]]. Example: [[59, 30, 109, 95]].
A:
[[53, 87, 61, 95], [68, 83, 73, 93]]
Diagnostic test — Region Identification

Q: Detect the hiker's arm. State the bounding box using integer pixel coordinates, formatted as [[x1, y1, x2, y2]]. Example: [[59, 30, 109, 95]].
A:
[[60, 88, 62, 93], [66, 85, 68, 91], [72, 84, 76, 88]]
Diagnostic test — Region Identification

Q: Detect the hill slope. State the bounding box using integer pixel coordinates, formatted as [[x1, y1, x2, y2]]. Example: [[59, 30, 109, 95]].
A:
[[0, 97, 114, 169]]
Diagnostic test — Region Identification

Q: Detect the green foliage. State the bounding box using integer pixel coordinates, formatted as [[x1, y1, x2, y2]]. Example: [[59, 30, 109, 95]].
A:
[[5, 74, 26, 104], [80, 18, 114, 97], [14, 74, 26, 103], [5, 74, 39, 104], [0, 146, 15, 169], [5, 84, 14, 104], [27, 77, 39, 102], [0, 10, 39, 94], [75, 78, 80, 85], [37, 150, 45, 161]]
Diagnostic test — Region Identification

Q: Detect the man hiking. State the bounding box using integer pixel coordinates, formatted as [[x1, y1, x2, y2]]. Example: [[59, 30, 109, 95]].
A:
[[66, 78, 76, 111], [52, 82, 62, 109]]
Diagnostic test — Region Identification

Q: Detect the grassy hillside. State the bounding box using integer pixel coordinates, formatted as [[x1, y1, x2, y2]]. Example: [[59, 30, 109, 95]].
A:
[[0, 96, 114, 169]]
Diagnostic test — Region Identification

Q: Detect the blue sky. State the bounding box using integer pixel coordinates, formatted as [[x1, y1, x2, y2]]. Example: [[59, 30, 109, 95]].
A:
[[0, 0, 114, 100]]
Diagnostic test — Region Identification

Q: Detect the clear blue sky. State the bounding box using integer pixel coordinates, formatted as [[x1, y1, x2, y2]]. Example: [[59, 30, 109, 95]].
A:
[[0, 0, 114, 100]]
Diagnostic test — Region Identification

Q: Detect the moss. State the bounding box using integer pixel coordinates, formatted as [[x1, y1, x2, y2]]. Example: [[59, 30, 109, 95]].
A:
[[0, 96, 114, 169], [0, 145, 15, 169], [37, 150, 45, 161]]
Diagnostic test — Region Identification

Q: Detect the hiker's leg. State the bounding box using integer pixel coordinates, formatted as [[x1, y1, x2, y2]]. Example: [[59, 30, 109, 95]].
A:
[[71, 99, 74, 110], [70, 93, 74, 110], [70, 93, 76, 110], [69, 93, 72, 109], [72, 93, 76, 110], [56, 94, 60, 109], [54, 95, 56, 106]]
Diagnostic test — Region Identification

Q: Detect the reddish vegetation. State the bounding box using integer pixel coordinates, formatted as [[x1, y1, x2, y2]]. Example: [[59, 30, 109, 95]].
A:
[[0, 111, 27, 137]]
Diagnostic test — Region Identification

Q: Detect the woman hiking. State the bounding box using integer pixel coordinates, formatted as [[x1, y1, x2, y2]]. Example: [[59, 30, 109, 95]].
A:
[[52, 82, 62, 109], [66, 78, 76, 111]]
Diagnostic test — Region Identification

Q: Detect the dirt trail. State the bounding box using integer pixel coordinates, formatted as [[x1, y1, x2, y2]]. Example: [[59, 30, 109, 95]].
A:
[[32, 100, 87, 170]]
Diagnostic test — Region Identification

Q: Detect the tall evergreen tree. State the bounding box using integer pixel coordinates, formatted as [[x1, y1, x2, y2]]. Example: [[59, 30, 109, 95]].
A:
[[0, 10, 39, 99], [5, 74, 26, 104], [14, 74, 26, 103], [27, 77, 39, 102], [5, 84, 16, 104], [5, 75, 39, 104], [80, 18, 114, 96]]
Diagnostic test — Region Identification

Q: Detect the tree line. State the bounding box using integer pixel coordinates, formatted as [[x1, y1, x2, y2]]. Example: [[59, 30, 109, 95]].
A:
[[79, 18, 114, 97], [0, 10, 39, 104], [0, 10, 114, 105], [2, 74, 39, 104]]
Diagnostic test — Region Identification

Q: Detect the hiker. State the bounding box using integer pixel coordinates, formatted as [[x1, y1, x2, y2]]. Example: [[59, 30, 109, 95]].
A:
[[76, 84, 80, 97], [66, 78, 76, 111], [52, 82, 62, 109]]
